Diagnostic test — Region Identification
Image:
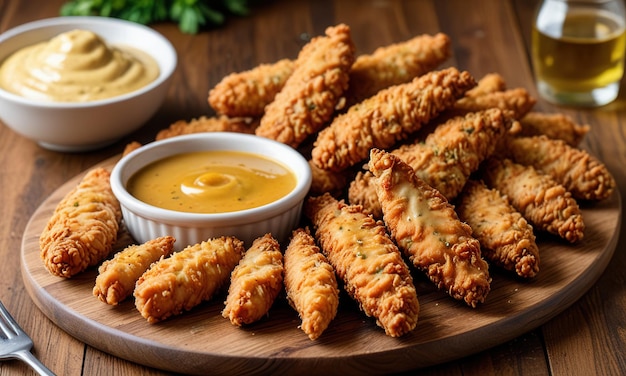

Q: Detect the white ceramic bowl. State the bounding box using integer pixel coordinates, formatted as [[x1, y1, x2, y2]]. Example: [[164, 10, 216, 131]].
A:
[[110, 132, 313, 249], [0, 17, 177, 152]]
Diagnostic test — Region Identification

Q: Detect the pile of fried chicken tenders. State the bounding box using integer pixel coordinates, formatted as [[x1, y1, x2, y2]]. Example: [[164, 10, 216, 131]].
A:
[[39, 24, 615, 340]]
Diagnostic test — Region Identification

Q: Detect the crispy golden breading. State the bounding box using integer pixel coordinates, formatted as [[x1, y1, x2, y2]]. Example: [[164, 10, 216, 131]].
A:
[[368, 149, 491, 308], [517, 112, 590, 147], [395, 108, 510, 199], [345, 33, 451, 105], [222, 234, 284, 326], [452, 88, 536, 120], [309, 159, 349, 196], [93, 236, 176, 305], [456, 180, 539, 278], [348, 170, 384, 218], [465, 73, 507, 97], [134, 236, 244, 323], [255, 24, 356, 148], [208, 59, 295, 117], [304, 193, 419, 337], [122, 141, 142, 156], [284, 227, 339, 340], [207, 33, 450, 118], [481, 158, 585, 243], [155, 115, 258, 141], [312, 67, 476, 172], [349, 108, 509, 217], [40, 168, 122, 278], [502, 135, 615, 201]]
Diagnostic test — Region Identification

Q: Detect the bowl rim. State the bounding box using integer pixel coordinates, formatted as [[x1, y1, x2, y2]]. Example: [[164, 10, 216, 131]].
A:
[[0, 16, 177, 107], [110, 132, 313, 226]]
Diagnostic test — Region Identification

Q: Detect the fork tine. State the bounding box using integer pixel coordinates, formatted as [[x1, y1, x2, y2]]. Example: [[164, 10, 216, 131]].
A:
[[0, 300, 20, 338], [0, 301, 56, 375]]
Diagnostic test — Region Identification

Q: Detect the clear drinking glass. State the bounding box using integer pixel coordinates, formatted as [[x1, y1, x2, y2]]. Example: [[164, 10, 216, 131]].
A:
[[532, 0, 626, 107]]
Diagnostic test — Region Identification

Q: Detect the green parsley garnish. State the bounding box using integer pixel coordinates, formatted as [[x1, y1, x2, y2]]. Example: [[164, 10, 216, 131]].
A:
[[60, 0, 252, 34]]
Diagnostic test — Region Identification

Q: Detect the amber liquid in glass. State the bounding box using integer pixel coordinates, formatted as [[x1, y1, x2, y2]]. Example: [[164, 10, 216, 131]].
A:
[[532, 9, 626, 105]]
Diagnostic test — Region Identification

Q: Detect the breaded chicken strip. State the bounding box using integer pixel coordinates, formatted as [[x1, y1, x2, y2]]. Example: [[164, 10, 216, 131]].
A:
[[155, 115, 258, 141], [312, 67, 476, 172], [502, 135, 615, 201], [40, 168, 121, 278], [222, 234, 284, 326], [255, 24, 356, 148], [395, 108, 510, 199], [481, 158, 585, 243], [93, 236, 176, 305], [134, 236, 244, 323], [208, 59, 295, 117], [122, 141, 142, 156], [308, 159, 349, 197], [452, 87, 536, 120], [284, 228, 339, 340], [349, 108, 509, 217], [465, 73, 507, 97], [345, 33, 451, 105], [456, 180, 539, 278], [208, 34, 450, 118], [368, 149, 491, 307], [305, 193, 419, 337], [517, 112, 589, 147], [348, 170, 384, 218]]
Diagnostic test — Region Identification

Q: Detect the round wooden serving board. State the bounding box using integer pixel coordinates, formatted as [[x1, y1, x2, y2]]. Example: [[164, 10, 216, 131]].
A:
[[21, 156, 622, 376]]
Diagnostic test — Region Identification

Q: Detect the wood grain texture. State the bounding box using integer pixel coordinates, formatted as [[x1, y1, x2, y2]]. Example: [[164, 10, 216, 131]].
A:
[[2, 0, 626, 375], [20, 158, 621, 375]]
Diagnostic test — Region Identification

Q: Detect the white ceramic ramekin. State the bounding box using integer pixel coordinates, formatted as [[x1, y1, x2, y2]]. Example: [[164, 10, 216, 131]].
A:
[[0, 16, 177, 152], [110, 132, 312, 249]]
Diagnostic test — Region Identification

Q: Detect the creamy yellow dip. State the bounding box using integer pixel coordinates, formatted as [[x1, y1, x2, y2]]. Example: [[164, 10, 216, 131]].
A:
[[127, 151, 297, 214], [0, 29, 159, 102]]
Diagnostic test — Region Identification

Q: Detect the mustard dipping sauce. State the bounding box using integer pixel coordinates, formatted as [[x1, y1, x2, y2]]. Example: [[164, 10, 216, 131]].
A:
[[0, 29, 159, 102], [126, 151, 298, 214]]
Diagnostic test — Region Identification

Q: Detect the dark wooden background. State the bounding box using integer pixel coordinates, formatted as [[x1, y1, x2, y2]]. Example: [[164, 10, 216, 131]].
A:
[[1, 0, 624, 375]]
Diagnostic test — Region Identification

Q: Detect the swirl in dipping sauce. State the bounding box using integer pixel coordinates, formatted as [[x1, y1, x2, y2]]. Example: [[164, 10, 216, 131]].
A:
[[127, 151, 297, 214], [0, 29, 159, 102]]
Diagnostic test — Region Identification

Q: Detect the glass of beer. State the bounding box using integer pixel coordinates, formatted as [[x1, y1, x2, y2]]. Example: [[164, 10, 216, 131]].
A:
[[532, 0, 626, 107]]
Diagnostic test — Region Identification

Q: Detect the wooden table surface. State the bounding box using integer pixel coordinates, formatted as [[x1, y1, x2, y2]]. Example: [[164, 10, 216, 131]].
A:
[[1, 0, 625, 375]]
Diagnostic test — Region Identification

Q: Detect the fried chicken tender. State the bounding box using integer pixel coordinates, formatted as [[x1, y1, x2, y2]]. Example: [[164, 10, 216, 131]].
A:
[[502, 135, 615, 201], [345, 33, 451, 105], [348, 170, 384, 218], [155, 115, 258, 141], [208, 33, 450, 118], [284, 228, 339, 340], [134, 236, 244, 323], [312, 67, 476, 172], [349, 108, 509, 217], [465, 73, 507, 97], [208, 59, 295, 117], [517, 112, 590, 147], [93, 236, 176, 305], [122, 141, 142, 156], [456, 180, 539, 278], [222, 234, 284, 326], [255, 24, 356, 148], [395, 108, 510, 199], [481, 158, 585, 243], [309, 159, 350, 196], [304, 193, 419, 337], [452, 88, 536, 120], [40, 168, 122, 278], [368, 149, 491, 307]]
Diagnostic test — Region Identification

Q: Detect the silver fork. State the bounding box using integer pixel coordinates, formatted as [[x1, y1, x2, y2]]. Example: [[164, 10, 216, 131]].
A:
[[0, 300, 55, 375]]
